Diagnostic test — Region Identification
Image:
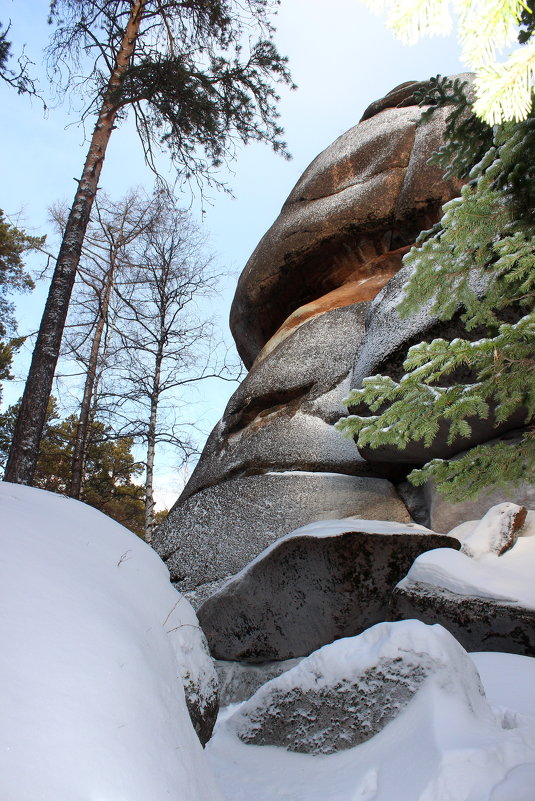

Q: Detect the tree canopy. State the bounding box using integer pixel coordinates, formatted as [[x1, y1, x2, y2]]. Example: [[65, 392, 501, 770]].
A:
[[362, 0, 535, 124], [0, 397, 146, 535], [5, 0, 292, 485], [0, 211, 42, 403]]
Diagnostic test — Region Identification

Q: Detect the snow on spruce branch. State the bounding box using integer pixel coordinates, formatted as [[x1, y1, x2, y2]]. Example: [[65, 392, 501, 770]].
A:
[[360, 0, 535, 124]]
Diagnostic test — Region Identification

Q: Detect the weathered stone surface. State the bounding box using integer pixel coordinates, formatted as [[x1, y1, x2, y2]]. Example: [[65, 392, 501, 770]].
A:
[[424, 432, 535, 532], [359, 80, 431, 122], [230, 99, 462, 367], [393, 582, 535, 657], [227, 620, 488, 754], [171, 592, 220, 746], [215, 658, 302, 706], [348, 266, 528, 464], [461, 503, 527, 558], [180, 303, 388, 504], [153, 474, 412, 591], [183, 644, 219, 747], [197, 519, 459, 662], [393, 523, 535, 656]]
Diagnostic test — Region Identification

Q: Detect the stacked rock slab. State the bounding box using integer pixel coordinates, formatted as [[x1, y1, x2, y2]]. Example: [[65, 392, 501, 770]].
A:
[[197, 520, 460, 662], [153, 80, 464, 597]]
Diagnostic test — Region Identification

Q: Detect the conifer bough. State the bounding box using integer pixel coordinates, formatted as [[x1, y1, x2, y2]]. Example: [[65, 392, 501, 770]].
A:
[[336, 77, 535, 501], [361, 0, 535, 125], [4, 0, 292, 485]]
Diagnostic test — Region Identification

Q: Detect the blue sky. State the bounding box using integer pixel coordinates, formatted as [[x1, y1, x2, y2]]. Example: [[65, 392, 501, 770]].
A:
[[1, 0, 466, 507]]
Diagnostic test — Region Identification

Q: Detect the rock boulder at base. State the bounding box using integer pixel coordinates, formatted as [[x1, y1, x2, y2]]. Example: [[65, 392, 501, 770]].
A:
[[393, 514, 535, 656], [197, 519, 459, 662], [227, 620, 490, 754], [153, 473, 412, 592]]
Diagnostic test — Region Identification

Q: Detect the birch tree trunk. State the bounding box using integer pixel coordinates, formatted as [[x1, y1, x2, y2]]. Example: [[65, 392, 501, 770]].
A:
[[144, 345, 163, 543], [4, 0, 147, 485], [69, 265, 114, 499]]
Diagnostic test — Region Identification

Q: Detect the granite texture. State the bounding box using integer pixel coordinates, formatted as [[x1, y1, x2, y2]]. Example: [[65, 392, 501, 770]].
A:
[[153, 473, 412, 591], [197, 520, 459, 662], [230, 99, 462, 367]]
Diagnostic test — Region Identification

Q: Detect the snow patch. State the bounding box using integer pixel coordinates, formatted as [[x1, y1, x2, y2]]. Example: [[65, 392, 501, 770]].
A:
[[0, 483, 221, 801]]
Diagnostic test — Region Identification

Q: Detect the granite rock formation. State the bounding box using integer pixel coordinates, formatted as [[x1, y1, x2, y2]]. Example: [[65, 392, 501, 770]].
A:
[[153, 80, 468, 595], [197, 519, 459, 662], [226, 620, 490, 754], [229, 84, 464, 368], [155, 473, 410, 593]]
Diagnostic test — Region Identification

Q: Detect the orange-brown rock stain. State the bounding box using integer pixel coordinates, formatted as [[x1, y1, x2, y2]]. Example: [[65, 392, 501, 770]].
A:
[[253, 245, 410, 366]]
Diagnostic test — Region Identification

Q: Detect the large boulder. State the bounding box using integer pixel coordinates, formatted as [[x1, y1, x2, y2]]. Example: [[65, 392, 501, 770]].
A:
[[197, 519, 459, 662], [347, 265, 528, 464], [393, 509, 535, 655], [153, 474, 411, 592], [423, 431, 535, 532], [230, 89, 464, 368], [226, 620, 490, 754], [179, 302, 388, 505]]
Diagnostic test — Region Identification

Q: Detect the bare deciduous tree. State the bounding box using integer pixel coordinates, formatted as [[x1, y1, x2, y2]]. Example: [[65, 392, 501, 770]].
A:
[[108, 197, 236, 542], [5, 0, 291, 484]]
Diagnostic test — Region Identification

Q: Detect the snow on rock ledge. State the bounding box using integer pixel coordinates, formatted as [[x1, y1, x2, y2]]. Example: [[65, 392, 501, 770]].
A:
[[227, 621, 492, 755], [393, 509, 535, 655], [198, 518, 459, 662], [0, 483, 221, 801]]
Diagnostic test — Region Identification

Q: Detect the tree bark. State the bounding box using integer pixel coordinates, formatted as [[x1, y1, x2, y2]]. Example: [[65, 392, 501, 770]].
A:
[[4, 0, 147, 485], [144, 342, 163, 544], [69, 265, 114, 499]]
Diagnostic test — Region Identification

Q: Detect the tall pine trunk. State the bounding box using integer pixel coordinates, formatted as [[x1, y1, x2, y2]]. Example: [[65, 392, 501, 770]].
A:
[[4, 0, 147, 485], [69, 264, 115, 499]]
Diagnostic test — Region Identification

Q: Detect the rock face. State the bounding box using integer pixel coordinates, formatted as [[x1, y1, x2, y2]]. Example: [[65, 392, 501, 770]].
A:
[[153, 79, 468, 594], [227, 620, 489, 754], [348, 265, 528, 464], [393, 581, 535, 657], [178, 302, 380, 505], [393, 512, 535, 656], [155, 474, 411, 590], [230, 94, 463, 369], [197, 519, 459, 662]]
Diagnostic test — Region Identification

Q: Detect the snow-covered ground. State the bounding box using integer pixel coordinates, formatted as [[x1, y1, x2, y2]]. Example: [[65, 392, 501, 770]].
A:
[[207, 641, 535, 801], [1, 483, 535, 801], [0, 482, 221, 801]]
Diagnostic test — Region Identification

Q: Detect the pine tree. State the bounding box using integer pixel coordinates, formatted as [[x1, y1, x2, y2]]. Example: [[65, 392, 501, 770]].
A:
[[0, 398, 145, 535], [4, 0, 292, 485], [362, 0, 535, 125], [336, 77, 535, 502], [0, 210, 43, 402]]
